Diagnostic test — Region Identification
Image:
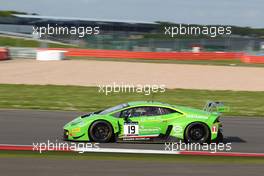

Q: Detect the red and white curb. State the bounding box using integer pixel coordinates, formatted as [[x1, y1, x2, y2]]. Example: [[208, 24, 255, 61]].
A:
[[1, 144, 264, 157]]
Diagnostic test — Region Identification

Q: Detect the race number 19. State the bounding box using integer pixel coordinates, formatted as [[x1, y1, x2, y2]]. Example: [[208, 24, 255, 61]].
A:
[[124, 122, 139, 136]]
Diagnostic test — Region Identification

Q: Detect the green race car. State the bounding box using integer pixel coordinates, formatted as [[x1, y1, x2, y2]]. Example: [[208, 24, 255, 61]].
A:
[[63, 101, 227, 143]]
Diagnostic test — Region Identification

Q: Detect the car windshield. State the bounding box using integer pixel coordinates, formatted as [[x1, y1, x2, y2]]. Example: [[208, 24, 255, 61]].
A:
[[99, 103, 129, 115]]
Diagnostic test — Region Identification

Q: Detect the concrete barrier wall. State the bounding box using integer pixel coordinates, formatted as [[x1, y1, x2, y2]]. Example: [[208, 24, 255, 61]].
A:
[[8, 47, 37, 59], [5, 47, 264, 64], [36, 50, 66, 61], [47, 48, 244, 61], [0, 48, 9, 61], [241, 55, 264, 64]]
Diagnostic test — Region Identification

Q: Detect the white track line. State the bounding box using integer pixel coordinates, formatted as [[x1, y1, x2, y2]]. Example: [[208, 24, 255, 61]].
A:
[[75, 147, 179, 154], [1, 144, 264, 157]]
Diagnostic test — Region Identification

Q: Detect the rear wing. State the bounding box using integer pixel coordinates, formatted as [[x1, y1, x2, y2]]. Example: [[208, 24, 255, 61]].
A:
[[203, 101, 230, 113]]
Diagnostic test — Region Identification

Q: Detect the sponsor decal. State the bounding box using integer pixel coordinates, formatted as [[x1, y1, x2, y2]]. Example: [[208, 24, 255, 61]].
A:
[[71, 128, 81, 133], [173, 126, 183, 133], [187, 114, 208, 119], [122, 134, 159, 140], [140, 126, 161, 133], [124, 122, 139, 136]]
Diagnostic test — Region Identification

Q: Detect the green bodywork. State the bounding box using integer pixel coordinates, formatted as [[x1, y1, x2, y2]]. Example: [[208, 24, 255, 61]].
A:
[[63, 101, 222, 142]]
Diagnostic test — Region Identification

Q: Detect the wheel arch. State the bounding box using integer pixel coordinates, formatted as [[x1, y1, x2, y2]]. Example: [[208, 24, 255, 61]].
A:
[[184, 121, 211, 142], [88, 119, 120, 141]]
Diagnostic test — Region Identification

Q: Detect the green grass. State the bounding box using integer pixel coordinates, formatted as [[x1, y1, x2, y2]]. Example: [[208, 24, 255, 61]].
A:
[[0, 84, 263, 116], [0, 36, 77, 48], [0, 151, 263, 163], [68, 56, 264, 67]]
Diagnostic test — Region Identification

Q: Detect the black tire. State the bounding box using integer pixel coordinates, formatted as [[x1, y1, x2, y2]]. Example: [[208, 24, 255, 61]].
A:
[[216, 131, 224, 143], [184, 123, 210, 144], [89, 121, 113, 143]]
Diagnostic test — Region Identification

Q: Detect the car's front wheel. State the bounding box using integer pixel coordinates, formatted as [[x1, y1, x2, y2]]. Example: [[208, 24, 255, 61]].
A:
[[184, 123, 210, 143], [89, 121, 113, 143]]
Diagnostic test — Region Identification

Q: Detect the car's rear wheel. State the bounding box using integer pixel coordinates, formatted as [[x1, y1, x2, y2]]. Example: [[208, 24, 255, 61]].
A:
[[89, 121, 113, 143], [185, 123, 210, 143], [216, 131, 224, 143]]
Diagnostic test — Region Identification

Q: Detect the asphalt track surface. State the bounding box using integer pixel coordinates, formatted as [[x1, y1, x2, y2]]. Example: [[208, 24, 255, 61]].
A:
[[1, 109, 264, 176], [1, 157, 264, 176], [0, 109, 264, 153]]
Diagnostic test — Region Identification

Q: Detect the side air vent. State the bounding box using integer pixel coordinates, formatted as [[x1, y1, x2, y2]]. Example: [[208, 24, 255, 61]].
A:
[[165, 125, 173, 138]]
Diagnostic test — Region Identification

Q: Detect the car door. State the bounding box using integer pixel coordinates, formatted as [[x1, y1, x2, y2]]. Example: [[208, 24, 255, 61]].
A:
[[118, 106, 164, 138]]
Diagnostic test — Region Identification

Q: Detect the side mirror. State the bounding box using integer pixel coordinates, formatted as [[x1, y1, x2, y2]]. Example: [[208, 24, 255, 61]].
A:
[[123, 111, 131, 121]]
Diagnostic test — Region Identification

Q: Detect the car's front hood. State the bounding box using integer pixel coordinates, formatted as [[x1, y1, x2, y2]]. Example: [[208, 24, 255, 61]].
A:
[[64, 113, 105, 129]]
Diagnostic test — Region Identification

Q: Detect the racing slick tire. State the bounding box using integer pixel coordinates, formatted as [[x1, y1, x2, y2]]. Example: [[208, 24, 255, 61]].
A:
[[216, 131, 224, 143], [184, 122, 210, 144], [89, 121, 114, 143]]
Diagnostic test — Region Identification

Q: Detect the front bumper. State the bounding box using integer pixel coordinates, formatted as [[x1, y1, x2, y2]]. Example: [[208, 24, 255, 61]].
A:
[[63, 128, 88, 141]]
